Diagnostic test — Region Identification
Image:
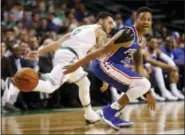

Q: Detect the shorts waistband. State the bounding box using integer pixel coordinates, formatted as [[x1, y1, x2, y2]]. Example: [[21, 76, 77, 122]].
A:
[[60, 46, 79, 59]]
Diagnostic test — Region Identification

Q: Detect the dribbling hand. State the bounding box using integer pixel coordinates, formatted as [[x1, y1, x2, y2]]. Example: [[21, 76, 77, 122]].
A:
[[63, 63, 80, 74]]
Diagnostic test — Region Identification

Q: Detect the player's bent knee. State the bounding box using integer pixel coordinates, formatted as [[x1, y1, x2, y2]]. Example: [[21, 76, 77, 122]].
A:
[[76, 77, 90, 87], [126, 78, 151, 101], [140, 78, 151, 92]]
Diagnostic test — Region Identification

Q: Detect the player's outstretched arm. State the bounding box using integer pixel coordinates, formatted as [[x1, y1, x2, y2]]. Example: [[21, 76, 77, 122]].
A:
[[38, 33, 71, 56], [64, 28, 134, 74], [27, 33, 70, 60]]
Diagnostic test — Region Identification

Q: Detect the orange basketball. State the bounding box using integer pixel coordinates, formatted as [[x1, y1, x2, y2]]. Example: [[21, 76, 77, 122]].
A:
[[13, 68, 39, 92]]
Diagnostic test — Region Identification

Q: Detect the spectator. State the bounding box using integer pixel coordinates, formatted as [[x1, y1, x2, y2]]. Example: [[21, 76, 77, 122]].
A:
[[38, 38, 54, 73], [18, 29, 28, 43], [31, 12, 40, 29], [8, 44, 34, 74], [124, 10, 137, 26], [20, 42, 30, 57], [1, 45, 20, 113], [37, 1, 47, 18], [13, 21, 23, 36], [115, 13, 124, 29], [75, 3, 89, 22], [27, 36, 39, 51], [63, 9, 79, 31], [4, 28, 17, 52], [3, 11, 16, 29], [173, 34, 185, 90], [47, 13, 59, 32], [21, 11, 32, 28], [159, 37, 184, 99], [27, 27, 36, 37], [1, 42, 13, 81], [36, 18, 50, 36]]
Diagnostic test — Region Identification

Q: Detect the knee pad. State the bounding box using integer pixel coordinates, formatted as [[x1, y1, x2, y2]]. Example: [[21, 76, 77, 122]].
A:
[[136, 78, 151, 92], [126, 78, 151, 101], [76, 77, 91, 106], [76, 77, 90, 88]]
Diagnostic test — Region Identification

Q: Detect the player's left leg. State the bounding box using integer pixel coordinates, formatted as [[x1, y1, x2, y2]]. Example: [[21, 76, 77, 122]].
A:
[[2, 78, 20, 112], [95, 61, 152, 129], [69, 67, 100, 124]]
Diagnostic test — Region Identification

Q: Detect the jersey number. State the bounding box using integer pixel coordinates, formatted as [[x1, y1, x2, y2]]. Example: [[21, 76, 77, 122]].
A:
[[72, 29, 82, 36]]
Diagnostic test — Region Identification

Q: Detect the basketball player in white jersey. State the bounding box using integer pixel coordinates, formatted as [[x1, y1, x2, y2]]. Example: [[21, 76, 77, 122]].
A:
[[3, 12, 114, 124]]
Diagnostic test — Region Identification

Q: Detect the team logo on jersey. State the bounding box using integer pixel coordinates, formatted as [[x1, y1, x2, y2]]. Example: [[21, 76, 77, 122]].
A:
[[120, 48, 137, 64]]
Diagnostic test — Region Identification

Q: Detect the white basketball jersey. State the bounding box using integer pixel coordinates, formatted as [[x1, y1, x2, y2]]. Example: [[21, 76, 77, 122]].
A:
[[62, 24, 101, 59]]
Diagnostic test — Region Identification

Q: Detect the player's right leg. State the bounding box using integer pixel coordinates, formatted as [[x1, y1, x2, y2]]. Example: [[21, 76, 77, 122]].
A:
[[2, 49, 76, 106], [68, 67, 101, 124], [91, 60, 151, 129], [2, 78, 20, 112]]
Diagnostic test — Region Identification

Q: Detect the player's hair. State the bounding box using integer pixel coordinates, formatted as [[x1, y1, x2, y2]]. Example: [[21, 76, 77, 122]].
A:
[[96, 11, 113, 21], [136, 7, 152, 17], [65, 10, 73, 18]]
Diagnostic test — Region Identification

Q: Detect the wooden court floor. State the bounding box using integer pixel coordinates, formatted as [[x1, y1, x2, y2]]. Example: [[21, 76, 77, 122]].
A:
[[2, 101, 184, 134]]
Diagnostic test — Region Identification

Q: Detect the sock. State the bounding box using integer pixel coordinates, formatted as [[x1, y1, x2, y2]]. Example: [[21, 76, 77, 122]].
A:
[[153, 67, 167, 95], [76, 77, 92, 115], [111, 101, 121, 110], [110, 87, 119, 102], [170, 83, 178, 91]]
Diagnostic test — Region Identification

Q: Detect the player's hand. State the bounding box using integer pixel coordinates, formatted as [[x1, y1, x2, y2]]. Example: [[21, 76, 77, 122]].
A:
[[26, 51, 39, 60], [169, 66, 178, 72], [100, 82, 109, 92], [114, 27, 134, 44], [63, 63, 80, 74], [146, 91, 156, 111]]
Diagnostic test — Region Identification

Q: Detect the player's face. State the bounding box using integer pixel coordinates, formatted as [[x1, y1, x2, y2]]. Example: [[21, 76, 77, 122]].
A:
[[149, 38, 158, 49], [1, 42, 6, 56], [136, 12, 152, 32], [102, 16, 114, 34], [166, 37, 176, 50], [13, 46, 22, 58]]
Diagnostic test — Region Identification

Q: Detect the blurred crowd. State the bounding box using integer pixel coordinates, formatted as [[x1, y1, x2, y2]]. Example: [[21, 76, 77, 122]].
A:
[[1, 0, 184, 112]]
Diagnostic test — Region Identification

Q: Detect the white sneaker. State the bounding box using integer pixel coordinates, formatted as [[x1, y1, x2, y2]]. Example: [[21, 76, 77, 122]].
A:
[[2, 78, 12, 105], [96, 109, 103, 118], [171, 89, 184, 100], [140, 96, 146, 101], [130, 99, 139, 103], [84, 110, 101, 125], [151, 88, 165, 101], [162, 90, 178, 101]]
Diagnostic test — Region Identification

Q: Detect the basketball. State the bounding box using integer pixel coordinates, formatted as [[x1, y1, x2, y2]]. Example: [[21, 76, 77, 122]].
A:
[[13, 68, 39, 92]]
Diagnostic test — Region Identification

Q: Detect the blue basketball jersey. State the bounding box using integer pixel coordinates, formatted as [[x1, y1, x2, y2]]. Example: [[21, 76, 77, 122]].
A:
[[103, 26, 141, 65], [91, 25, 142, 89]]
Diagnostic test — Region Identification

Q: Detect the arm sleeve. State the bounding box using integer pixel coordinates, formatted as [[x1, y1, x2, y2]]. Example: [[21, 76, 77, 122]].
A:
[[159, 53, 176, 66]]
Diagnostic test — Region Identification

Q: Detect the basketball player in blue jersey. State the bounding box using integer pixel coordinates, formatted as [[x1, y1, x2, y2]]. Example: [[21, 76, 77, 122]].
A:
[[64, 7, 156, 130]]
